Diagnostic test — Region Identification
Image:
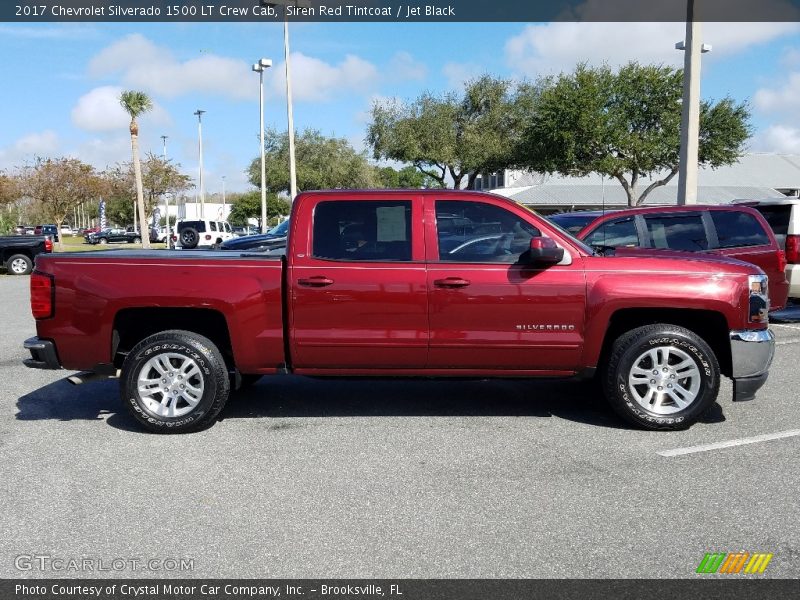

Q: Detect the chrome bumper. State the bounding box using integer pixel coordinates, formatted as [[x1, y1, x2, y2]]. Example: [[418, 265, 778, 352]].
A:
[[729, 329, 775, 402]]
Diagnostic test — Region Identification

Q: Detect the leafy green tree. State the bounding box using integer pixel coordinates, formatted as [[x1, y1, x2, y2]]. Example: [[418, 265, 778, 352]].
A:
[[367, 76, 529, 189], [375, 165, 441, 189], [227, 190, 290, 227], [19, 158, 103, 248], [248, 129, 379, 194], [515, 62, 752, 206], [103, 156, 192, 228], [120, 90, 153, 247]]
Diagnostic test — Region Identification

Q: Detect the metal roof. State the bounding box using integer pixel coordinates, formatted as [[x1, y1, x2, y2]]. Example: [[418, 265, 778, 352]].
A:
[[493, 153, 800, 207]]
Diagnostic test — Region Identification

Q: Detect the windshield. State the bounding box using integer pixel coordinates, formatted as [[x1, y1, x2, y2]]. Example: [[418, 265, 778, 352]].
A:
[[269, 220, 290, 236], [548, 212, 599, 234]]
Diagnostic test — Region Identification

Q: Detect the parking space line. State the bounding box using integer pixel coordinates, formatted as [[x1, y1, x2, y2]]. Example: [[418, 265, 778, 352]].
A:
[[658, 430, 800, 457]]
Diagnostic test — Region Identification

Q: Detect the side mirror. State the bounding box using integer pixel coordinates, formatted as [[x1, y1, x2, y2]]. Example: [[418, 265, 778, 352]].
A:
[[525, 236, 564, 265]]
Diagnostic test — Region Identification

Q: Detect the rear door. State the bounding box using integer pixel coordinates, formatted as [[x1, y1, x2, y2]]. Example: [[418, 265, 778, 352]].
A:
[[425, 196, 586, 372], [289, 194, 428, 370]]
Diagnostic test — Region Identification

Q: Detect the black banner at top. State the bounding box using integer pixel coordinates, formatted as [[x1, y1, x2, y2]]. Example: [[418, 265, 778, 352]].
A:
[[4, 0, 800, 22]]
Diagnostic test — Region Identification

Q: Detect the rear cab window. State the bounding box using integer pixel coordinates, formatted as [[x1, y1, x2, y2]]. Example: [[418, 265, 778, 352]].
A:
[[752, 205, 791, 236], [312, 200, 412, 261]]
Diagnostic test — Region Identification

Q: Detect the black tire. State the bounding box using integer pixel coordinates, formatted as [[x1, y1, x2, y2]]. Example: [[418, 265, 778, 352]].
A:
[[602, 324, 720, 430], [133, 237, 141, 244], [6, 254, 33, 275], [120, 330, 230, 433], [180, 228, 199, 249], [99, 238, 108, 245]]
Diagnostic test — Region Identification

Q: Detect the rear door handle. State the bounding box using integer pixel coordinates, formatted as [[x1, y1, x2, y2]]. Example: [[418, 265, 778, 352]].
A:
[[298, 276, 334, 287], [434, 277, 471, 288]]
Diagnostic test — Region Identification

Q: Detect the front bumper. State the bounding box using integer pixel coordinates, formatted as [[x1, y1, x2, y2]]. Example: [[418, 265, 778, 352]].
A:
[[23, 336, 62, 370], [729, 329, 775, 402]]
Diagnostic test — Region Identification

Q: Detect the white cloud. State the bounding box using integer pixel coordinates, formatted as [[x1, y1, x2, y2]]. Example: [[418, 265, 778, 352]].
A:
[[388, 52, 427, 81], [442, 62, 483, 90], [751, 125, 800, 154], [71, 86, 171, 133], [0, 24, 99, 40], [268, 52, 379, 102], [88, 34, 254, 100], [506, 22, 800, 77], [0, 131, 59, 168], [754, 72, 800, 113]]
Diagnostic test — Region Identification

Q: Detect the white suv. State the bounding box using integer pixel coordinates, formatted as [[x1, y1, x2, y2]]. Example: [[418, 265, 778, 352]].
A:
[[174, 219, 235, 249], [735, 198, 800, 300]]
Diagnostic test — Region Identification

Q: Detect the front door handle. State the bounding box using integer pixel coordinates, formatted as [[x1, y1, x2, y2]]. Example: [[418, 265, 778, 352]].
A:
[[298, 276, 334, 287], [434, 277, 471, 288]]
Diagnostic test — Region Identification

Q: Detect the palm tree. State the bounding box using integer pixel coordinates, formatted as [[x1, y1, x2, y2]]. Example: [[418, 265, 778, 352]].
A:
[[119, 90, 153, 249]]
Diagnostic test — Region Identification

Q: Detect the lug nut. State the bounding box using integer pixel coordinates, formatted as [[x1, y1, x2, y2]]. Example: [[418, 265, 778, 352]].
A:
[[657, 386, 663, 391], [663, 368, 668, 372], [653, 370, 658, 375], [667, 384, 673, 388]]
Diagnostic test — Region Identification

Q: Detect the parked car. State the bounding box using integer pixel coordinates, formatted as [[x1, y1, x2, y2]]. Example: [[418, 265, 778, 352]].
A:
[[85, 228, 142, 245], [0, 235, 52, 275], [13, 225, 30, 236], [174, 219, 235, 249], [548, 205, 790, 310], [60, 225, 74, 235], [232, 225, 259, 237], [33, 225, 59, 242], [219, 220, 289, 252], [24, 190, 774, 434], [733, 198, 800, 300]]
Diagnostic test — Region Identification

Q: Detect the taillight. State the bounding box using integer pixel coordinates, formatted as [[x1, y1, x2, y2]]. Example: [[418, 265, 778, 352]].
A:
[[30, 273, 54, 319], [205, 234, 212, 240], [44, 237, 53, 253], [777, 250, 787, 274], [786, 234, 799, 264]]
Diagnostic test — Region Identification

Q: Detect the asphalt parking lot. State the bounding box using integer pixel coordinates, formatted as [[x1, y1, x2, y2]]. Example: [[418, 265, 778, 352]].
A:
[[1, 274, 798, 579]]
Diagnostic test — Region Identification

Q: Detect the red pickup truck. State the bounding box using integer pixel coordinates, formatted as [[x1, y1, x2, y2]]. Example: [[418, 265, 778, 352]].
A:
[[23, 190, 775, 433]]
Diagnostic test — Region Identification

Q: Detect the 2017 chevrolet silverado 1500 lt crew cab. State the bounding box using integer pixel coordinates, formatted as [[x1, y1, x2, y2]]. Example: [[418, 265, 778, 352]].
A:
[[23, 190, 775, 433]]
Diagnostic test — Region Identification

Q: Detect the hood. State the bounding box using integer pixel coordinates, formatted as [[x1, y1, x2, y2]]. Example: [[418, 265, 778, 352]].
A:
[[611, 247, 754, 268], [220, 234, 286, 250]]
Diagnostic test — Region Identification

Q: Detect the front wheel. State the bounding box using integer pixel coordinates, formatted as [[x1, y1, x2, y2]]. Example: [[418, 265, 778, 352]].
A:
[[133, 237, 141, 244], [120, 330, 230, 433], [602, 324, 720, 430], [98, 238, 108, 245]]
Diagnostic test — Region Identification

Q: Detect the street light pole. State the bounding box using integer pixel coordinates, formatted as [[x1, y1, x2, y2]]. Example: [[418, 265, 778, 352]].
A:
[[161, 135, 171, 248], [194, 109, 206, 218], [265, 0, 305, 202], [676, 0, 710, 205], [253, 58, 272, 233], [222, 175, 226, 219], [283, 18, 298, 202]]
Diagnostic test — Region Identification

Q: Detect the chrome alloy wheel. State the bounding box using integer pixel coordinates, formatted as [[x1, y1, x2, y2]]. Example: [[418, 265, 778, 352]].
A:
[[136, 353, 204, 418], [10, 257, 29, 274], [627, 346, 701, 415]]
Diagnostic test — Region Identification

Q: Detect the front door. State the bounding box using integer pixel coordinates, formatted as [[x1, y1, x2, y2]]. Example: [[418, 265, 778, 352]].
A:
[[426, 197, 586, 372], [289, 194, 429, 370]]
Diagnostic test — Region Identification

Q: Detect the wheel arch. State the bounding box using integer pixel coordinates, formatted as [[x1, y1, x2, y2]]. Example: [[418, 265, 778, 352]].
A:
[[112, 307, 235, 371], [595, 308, 732, 378]]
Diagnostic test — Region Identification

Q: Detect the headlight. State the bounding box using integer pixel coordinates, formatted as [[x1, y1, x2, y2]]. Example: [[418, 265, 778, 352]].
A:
[[748, 274, 769, 324]]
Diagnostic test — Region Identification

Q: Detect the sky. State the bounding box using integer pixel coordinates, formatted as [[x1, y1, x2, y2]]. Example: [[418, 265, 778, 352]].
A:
[[2, 20, 800, 193]]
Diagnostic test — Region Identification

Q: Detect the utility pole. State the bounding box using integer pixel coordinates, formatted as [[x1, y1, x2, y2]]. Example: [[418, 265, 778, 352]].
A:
[[676, 0, 710, 205], [194, 110, 206, 218], [161, 135, 171, 248]]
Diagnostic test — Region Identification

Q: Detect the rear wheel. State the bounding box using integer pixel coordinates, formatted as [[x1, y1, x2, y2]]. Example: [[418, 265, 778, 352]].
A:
[[180, 228, 199, 249], [121, 330, 230, 433], [7, 254, 33, 275], [99, 238, 108, 245], [602, 324, 719, 430], [133, 237, 141, 244]]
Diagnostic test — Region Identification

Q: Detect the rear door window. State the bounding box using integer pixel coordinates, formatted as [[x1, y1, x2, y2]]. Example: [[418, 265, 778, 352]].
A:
[[312, 200, 412, 261], [209, 222, 218, 232], [710, 211, 770, 248], [584, 218, 639, 248], [644, 214, 709, 251]]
